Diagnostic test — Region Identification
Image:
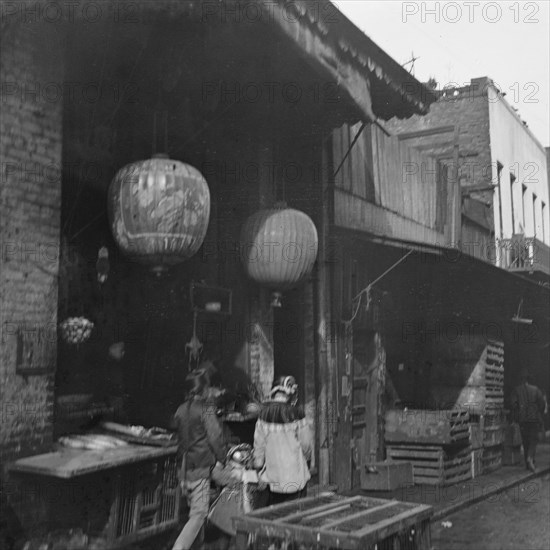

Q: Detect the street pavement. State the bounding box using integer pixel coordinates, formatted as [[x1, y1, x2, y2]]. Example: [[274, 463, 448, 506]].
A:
[[356, 443, 550, 520], [128, 443, 550, 549], [431, 472, 550, 550]]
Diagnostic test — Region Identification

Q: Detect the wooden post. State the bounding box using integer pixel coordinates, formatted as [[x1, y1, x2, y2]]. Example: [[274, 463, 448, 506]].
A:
[[452, 125, 461, 245], [375, 332, 387, 461], [316, 132, 335, 486], [364, 332, 387, 463]]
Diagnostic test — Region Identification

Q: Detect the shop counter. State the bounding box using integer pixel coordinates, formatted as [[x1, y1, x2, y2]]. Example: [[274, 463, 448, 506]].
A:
[[10, 444, 181, 549], [10, 444, 177, 478]]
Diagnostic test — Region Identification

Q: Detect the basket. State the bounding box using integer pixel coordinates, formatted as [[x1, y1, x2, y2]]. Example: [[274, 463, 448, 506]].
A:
[[60, 317, 94, 345]]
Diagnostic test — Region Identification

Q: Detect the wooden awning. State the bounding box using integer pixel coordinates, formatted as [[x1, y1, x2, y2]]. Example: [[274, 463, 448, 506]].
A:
[[262, 0, 436, 121], [2, 0, 436, 123]]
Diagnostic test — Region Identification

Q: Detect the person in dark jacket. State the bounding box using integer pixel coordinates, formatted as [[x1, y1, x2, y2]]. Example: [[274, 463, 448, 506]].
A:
[[171, 367, 226, 550], [511, 369, 546, 472]]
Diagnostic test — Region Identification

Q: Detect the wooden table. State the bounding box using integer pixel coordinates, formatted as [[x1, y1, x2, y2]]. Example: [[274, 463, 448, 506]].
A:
[[10, 444, 177, 478], [233, 492, 433, 550], [10, 445, 181, 549]]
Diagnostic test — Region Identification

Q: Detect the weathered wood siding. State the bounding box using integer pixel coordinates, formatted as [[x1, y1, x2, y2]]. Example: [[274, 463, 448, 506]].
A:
[[332, 122, 447, 246]]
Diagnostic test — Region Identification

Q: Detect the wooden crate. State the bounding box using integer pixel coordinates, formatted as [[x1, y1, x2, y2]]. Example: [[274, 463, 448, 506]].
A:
[[453, 340, 504, 413], [455, 386, 504, 413], [386, 444, 472, 486], [360, 461, 413, 491], [233, 493, 433, 550], [486, 339, 504, 359], [480, 409, 506, 429], [385, 409, 470, 445], [107, 454, 181, 546], [469, 423, 483, 449], [483, 426, 504, 447], [471, 450, 483, 478], [482, 445, 503, 474]]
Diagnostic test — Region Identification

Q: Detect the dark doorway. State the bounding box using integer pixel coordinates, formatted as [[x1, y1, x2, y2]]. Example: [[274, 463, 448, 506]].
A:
[[273, 287, 305, 403]]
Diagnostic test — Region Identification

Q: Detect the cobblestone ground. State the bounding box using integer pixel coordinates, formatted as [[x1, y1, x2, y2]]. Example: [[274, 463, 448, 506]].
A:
[[431, 473, 550, 550]]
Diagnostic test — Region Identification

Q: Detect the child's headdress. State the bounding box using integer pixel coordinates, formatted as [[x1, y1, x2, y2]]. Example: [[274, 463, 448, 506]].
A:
[[269, 375, 298, 399]]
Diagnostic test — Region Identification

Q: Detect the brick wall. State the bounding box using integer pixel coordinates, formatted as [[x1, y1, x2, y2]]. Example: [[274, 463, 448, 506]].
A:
[[387, 78, 493, 190], [1, 20, 64, 537]]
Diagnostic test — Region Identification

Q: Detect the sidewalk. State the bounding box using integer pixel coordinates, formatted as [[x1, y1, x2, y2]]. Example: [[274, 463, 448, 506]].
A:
[[351, 443, 550, 520], [129, 444, 550, 548]]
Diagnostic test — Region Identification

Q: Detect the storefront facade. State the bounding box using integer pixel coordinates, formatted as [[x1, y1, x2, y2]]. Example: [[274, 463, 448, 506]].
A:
[[1, 0, 434, 540]]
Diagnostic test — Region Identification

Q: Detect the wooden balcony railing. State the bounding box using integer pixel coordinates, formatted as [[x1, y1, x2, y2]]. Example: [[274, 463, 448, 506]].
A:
[[498, 235, 550, 276]]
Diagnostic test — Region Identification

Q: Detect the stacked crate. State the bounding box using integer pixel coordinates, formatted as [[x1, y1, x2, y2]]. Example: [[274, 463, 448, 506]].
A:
[[481, 340, 505, 473], [463, 340, 505, 475], [385, 409, 472, 486], [484, 340, 505, 409], [480, 410, 505, 473], [469, 420, 483, 478], [469, 410, 506, 474], [108, 454, 181, 544]]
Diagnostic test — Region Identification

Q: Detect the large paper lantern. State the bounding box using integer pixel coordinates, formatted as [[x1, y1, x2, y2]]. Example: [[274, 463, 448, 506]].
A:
[[108, 154, 210, 274], [240, 203, 318, 306]]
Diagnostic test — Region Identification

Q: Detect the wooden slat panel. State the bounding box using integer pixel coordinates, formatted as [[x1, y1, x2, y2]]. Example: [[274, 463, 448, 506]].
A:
[[279, 497, 362, 523], [369, 125, 382, 205], [235, 493, 433, 548], [332, 125, 341, 189], [381, 129, 390, 209], [348, 124, 355, 193], [334, 190, 446, 244], [404, 139, 412, 220], [351, 122, 365, 198], [322, 501, 399, 529]]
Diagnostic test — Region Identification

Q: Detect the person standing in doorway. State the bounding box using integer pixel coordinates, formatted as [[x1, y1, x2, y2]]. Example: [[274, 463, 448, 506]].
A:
[[511, 369, 546, 472], [253, 376, 313, 505], [171, 367, 226, 550]]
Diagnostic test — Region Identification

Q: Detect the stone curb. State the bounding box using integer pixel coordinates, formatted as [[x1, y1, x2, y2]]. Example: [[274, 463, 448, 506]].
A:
[[432, 465, 550, 521]]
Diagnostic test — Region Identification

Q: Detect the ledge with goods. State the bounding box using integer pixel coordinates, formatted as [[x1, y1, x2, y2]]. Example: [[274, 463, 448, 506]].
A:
[[9, 443, 177, 479]]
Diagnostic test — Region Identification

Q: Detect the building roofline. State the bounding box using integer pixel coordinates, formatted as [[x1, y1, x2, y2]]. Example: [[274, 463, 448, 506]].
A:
[[436, 77, 548, 153], [314, 1, 438, 114]]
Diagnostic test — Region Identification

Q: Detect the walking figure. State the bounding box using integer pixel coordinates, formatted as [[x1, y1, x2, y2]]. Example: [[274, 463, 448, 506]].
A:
[[511, 369, 546, 472]]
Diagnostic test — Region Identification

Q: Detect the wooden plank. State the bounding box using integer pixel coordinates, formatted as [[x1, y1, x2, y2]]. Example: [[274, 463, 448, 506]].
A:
[[235, 517, 361, 549], [333, 189, 445, 245], [379, 129, 389, 209], [384, 133, 393, 211], [371, 124, 381, 205], [354, 504, 433, 538], [322, 501, 400, 529], [278, 497, 362, 523], [354, 123, 367, 198], [9, 446, 177, 479], [404, 140, 414, 221], [345, 124, 352, 192], [333, 126, 343, 189], [387, 448, 442, 460], [358, 126, 369, 199], [397, 126, 455, 140]]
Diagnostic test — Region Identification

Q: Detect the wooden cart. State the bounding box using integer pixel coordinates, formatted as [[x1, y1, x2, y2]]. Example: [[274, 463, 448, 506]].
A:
[[232, 492, 433, 550]]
